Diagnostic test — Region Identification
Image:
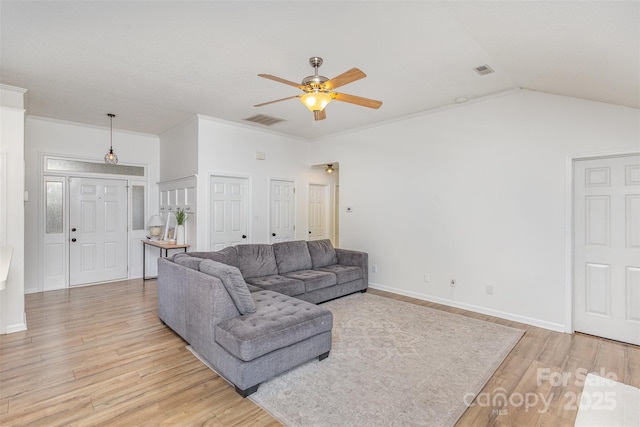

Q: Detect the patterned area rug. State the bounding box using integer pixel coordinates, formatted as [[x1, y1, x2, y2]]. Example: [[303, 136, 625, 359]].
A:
[[245, 293, 524, 426]]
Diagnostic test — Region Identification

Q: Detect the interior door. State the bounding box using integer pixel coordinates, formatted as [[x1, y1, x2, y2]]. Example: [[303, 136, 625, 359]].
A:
[[574, 154, 640, 345], [309, 184, 327, 241], [270, 179, 295, 243], [210, 176, 248, 250], [69, 177, 128, 286]]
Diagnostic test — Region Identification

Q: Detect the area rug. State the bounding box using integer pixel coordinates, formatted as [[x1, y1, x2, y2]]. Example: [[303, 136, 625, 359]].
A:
[[191, 292, 524, 426], [574, 373, 640, 426]]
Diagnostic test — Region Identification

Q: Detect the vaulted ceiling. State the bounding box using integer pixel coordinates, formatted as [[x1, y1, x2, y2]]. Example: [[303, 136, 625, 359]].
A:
[[1, 1, 638, 140]]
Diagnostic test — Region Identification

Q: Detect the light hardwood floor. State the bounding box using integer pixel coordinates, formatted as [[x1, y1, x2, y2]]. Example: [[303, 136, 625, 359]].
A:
[[0, 280, 638, 426]]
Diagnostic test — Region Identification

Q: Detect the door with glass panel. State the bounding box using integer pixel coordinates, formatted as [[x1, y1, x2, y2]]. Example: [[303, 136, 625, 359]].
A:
[[69, 177, 128, 286], [43, 176, 67, 290]]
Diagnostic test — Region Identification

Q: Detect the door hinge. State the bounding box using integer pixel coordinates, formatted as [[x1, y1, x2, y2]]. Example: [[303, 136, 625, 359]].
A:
[[293, 188, 296, 194], [293, 225, 296, 231]]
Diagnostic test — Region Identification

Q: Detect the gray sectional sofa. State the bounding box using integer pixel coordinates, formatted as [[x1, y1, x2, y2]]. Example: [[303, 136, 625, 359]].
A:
[[157, 239, 368, 396]]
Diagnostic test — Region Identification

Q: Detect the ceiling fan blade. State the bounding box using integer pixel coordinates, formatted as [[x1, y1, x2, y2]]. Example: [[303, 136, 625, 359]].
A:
[[254, 95, 299, 107], [323, 68, 366, 90], [333, 93, 383, 109], [258, 74, 305, 90], [314, 110, 327, 121]]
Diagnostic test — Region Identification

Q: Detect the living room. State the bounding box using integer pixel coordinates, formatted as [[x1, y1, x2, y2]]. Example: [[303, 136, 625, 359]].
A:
[[1, 1, 638, 425]]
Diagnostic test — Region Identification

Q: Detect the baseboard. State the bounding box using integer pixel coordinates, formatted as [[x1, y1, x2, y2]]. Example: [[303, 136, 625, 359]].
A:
[[6, 313, 27, 333], [369, 282, 566, 333]]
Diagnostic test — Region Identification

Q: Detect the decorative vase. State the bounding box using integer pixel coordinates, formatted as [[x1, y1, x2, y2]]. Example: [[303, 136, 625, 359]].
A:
[[176, 224, 185, 245]]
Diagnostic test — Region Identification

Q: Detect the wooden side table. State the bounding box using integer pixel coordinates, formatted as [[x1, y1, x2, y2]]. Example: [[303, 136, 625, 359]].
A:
[[142, 239, 190, 280]]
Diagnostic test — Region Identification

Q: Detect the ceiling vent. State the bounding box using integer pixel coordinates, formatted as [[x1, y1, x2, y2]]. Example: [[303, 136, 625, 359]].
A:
[[243, 114, 286, 126], [473, 64, 495, 76]]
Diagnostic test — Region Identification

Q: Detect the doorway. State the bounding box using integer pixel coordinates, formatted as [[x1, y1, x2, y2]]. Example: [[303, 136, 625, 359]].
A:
[[68, 177, 128, 286], [270, 179, 295, 243], [308, 184, 328, 240], [210, 175, 249, 250], [573, 154, 640, 345]]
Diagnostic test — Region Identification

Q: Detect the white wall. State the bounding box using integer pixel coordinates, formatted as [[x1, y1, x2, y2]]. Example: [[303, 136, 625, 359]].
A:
[[0, 85, 27, 333], [195, 116, 333, 250], [309, 90, 640, 331], [24, 116, 160, 293], [159, 117, 198, 182]]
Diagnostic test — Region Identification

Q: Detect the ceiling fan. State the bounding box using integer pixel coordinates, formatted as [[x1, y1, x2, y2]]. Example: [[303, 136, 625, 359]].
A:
[[254, 57, 383, 121]]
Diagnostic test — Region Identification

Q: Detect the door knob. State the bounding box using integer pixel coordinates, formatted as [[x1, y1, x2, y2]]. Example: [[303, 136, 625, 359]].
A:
[[272, 233, 276, 237], [71, 238, 77, 242], [309, 231, 312, 234], [71, 228, 76, 232], [242, 235, 247, 239]]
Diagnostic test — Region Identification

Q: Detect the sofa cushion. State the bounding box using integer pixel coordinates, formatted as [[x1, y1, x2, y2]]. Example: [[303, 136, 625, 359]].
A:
[[316, 264, 363, 284], [246, 284, 263, 293], [245, 275, 305, 297], [236, 244, 278, 279], [215, 290, 333, 362], [307, 239, 337, 268], [273, 241, 313, 274], [282, 270, 336, 293], [199, 259, 256, 315], [187, 247, 238, 267], [173, 255, 203, 270]]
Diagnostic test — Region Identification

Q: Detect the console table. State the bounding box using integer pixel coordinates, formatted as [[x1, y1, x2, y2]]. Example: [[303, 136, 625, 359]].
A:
[[142, 239, 190, 280]]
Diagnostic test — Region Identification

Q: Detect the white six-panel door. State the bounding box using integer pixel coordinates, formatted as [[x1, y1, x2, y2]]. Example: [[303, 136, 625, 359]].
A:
[[69, 177, 128, 286], [574, 155, 640, 345], [309, 184, 327, 241], [210, 176, 248, 250], [270, 179, 295, 243]]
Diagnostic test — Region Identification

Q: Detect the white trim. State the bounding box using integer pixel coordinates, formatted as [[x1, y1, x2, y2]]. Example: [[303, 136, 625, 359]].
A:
[[566, 149, 640, 336], [38, 152, 150, 291], [369, 282, 566, 333], [27, 115, 158, 138], [6, 313, 27, 333]]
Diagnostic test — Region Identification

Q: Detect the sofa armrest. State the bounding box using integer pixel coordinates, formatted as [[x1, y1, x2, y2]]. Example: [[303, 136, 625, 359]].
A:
[[335, 248, 368, 286]]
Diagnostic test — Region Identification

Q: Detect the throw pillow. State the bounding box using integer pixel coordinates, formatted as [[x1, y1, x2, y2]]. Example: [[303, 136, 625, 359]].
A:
[[174, 255, 203, 270], [199, 259, 257, 314]]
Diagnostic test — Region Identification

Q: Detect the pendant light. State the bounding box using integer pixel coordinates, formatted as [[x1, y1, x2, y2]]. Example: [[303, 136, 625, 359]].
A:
[[104, 113, 118, 164]]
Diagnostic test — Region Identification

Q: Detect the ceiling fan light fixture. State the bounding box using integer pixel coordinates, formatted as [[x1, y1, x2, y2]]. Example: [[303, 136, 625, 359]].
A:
[[300, 92, 332, 112]]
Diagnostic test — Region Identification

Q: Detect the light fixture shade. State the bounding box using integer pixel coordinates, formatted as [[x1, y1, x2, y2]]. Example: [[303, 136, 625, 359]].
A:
[[104, 149, 118, 164], [104, 113, 118, 165], [300, 92, 332, 112], [147, 215, 165, 238], [147, 215, 165, 227]]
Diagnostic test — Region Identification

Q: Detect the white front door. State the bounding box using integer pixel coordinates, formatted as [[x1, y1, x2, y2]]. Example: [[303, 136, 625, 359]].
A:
[[210, 176, 248, 250], [270, 179, 295, 243], [309, 184, 327, 241], [69, 177, 128, 286], [574, 155, 640, 345]]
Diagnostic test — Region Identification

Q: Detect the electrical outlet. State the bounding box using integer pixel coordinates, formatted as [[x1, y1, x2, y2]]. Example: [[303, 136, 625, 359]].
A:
[[424, 273, 431, 283], [372, 265, 378, 273], [486, 285, 494, 295], [450, 279, 456, 287]]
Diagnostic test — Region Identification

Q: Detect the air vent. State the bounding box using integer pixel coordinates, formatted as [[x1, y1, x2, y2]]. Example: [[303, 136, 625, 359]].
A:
[[243, 114, 286, 126], [473, 64, 495, 76]]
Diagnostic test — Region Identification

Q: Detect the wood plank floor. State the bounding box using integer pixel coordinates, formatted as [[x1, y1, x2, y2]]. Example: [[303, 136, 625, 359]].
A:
[[0, 280, 637, 426]]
